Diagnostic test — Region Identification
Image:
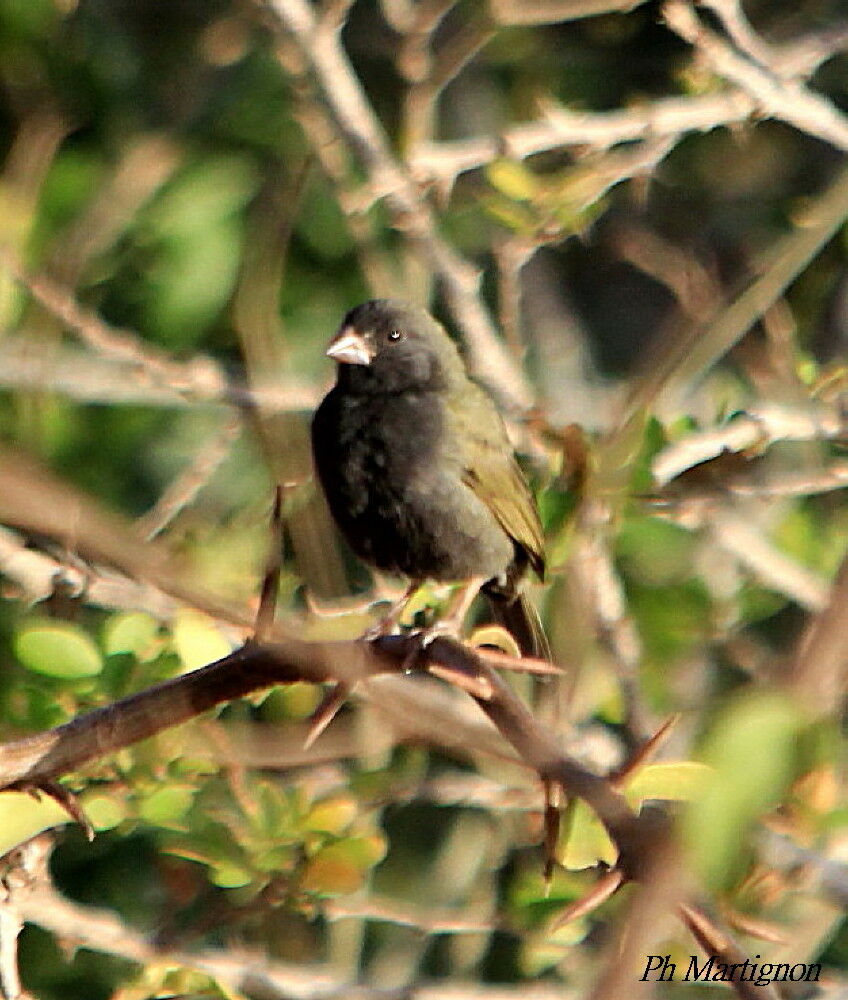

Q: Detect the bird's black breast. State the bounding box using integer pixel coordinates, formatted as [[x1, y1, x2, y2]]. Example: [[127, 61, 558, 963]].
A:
[[312, 385, 514, 582], [312, 386, 443, 575]]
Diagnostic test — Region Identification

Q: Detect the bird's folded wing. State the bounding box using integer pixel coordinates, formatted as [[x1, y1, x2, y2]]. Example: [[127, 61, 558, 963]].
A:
[[448, 386, 545, 578]]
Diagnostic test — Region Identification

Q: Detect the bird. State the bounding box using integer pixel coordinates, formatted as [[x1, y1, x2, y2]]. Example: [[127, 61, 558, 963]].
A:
[[310, 299, 548, 659]]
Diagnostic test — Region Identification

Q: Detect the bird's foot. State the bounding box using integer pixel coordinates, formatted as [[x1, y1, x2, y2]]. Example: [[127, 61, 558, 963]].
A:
[[410, 619, 458, 648], [360, 581, 422, 643], [395, 620, 462, 672], [361, 619, 400, 642]]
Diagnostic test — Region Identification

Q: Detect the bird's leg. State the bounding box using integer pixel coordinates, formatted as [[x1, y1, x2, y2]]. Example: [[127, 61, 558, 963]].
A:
[[416, 576, 486, 646], [363, 580, 421, 640]]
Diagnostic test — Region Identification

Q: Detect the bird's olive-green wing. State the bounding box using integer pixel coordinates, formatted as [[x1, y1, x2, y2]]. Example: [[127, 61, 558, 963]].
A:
[[444, 384, 545, 578]]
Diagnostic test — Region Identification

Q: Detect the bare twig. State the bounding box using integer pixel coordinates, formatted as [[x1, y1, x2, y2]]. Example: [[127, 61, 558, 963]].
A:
[[0, 836, 53, 1000], [0, 446, 254, 631], [0, 338, 318, 410], [725, 462, 848, 500], [43, 133, 181, 286], [679, 903, 782, 1000], [652, 403, 847, 486], [0, 524, 204, 625], [550, 868, 625, 929], [706, 507, 829, 612], [788, 550, 848, 713], [16, 874, 590, 999], [0, 906, 21, 1000], [589, 829, 687, 1000], [0, 258, 229, 403], [777, 23, 848, 79], [137, 416, 243, 540], [701, 0, 848, 80], [490, 0, 649, 25], [0, 632, 644, 862], [18, 881, 361, 1000], [409, 91, 756, 184], [265, 0, 533, 410], [758, 828, 848, 909], [568, 500, 645, 728], [254, 486, 285, 643], [697, 0, 778, 72], [402, 5, 493, 149], [611, 221, 721, 321], [325, 893, 498, 935], [664, 0, 848, 153]]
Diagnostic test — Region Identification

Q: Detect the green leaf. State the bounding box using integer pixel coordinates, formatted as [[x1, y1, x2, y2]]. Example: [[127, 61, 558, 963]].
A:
[[0, 791, 73, 856], [627, 579, 711, 666], [480, 194, 538, 233], [146, 220, 244, 345], [624, 761, 713, 805], [302, 796, 358, 835], [147, 154, 259, 236], [266, 682, 322, 720], [520, 921, 587, 976], [302, 835, 387, 896], [15, 621, 103, 678], [103, 611, 159, 659], [683, 691, 804, 890], [139, 785, 196, 827], [252, 779, 297, 838], [82, 792, 129, 831], [6, 684, 70, 729], [301, 843, 360, 895], [171, 610, 232, 672], [616, 516, 696, 587], [738, 582, 787, 624], [302, 844, 363, 895], [296, 176, 354, 259], [210, 862, 254, 889], [254, 846, 297, 873], [539, 487, 577, 538], [340, 834, 387, 868], [486, 159, 539, 200], [558, 800, 617, 870]]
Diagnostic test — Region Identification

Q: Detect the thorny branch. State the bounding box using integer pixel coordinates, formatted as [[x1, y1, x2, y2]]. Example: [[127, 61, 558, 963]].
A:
[[0, 258, 318, 412], [652, 402, 848, 487], [12, 868, 589, 1000], [1, 468, 836, 999], [663, 1, 848, 153], [409, 91, 757, 184], [0, 633, 643, 863], [264, 0, 534, 411]]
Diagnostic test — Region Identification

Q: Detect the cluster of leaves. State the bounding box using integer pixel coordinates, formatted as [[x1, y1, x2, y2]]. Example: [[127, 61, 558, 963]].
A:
[[4, 608, 386, 900]]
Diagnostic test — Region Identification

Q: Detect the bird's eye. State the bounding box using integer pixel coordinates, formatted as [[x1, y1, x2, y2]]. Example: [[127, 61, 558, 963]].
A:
[[387, 329, 402, 342]]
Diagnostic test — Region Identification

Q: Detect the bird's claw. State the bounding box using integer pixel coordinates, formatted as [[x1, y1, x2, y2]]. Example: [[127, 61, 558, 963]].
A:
[[401, 622, 458, 667], [412, 620, 457, 648], [361, 617, 408, 643]]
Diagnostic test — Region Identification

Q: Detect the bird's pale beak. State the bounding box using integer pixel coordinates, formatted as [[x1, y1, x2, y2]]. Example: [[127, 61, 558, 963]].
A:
[[326, 326, 374, 366]]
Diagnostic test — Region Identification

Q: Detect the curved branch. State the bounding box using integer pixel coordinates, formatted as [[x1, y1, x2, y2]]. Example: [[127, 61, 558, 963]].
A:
[[0, 632, 644, 862]]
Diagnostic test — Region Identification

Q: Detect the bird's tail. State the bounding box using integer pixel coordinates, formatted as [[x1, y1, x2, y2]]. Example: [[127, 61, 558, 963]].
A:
[[485, 590, 551, 662]]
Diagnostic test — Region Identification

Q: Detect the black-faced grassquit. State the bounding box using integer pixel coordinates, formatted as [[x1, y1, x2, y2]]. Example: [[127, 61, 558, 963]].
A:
[[311, 299, 548, 658]]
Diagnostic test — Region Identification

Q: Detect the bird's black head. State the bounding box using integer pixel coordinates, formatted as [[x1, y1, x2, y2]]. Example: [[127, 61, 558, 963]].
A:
[[326, 299, 466, 394]]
